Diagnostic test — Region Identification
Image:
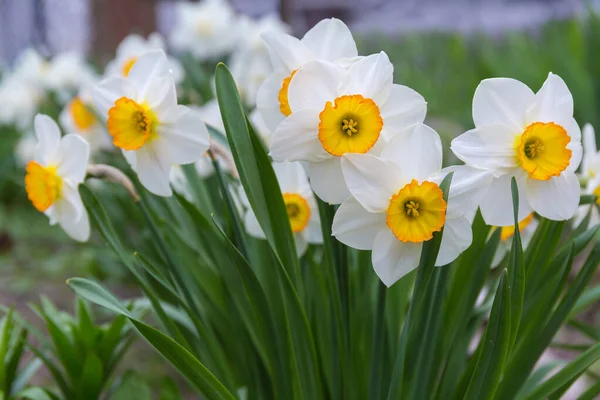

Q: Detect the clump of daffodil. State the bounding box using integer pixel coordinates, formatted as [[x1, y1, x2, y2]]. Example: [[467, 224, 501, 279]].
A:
[[269, 52, 426, 204], [451, 73, 582, 225], [24, 114, 91, 241], [92, 49, 210, 197], [240, 161, 322, 256], [332, 124, 491, 286]]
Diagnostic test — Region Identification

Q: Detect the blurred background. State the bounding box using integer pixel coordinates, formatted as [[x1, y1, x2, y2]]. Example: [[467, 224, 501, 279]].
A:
[[2, 0, 600, 396]]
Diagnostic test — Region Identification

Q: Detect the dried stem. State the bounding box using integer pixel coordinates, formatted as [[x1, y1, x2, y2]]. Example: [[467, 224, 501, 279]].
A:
[[86, 164, 140, 202]]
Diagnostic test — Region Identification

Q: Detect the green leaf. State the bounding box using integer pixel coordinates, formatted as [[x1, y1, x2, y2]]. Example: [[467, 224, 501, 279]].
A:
[[463, 269, 511, 400], [159, 377, 183, 400], [507, 177, 524, 351], [75, 352, 104, 399], [67, 278, 235, 400], [215, 62, 300, 284], [523, 342, 600, 399], [112, 371, 152, 400], [14, 387, 59, 400]]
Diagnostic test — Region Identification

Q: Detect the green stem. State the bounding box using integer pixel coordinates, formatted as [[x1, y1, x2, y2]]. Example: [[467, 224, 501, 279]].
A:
[[369, 281, 387, 400]]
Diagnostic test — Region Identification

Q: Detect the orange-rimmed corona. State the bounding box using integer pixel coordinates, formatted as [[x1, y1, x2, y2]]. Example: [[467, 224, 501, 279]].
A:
[[318, 94, 383, 157], [25, 161, 63, 212], [278, 69, 298, 117], [121, 57, 138, 77], [70, 97, 96, 131], [498, 213, 535, 241], [107, 97, 158, 151], [517, 122, 571, 181], [282, 193, 311, 232], [386, 179, 447, 243]]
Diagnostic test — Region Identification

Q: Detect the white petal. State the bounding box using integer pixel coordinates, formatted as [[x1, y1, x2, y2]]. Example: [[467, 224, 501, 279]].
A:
[[525, 172, 580, 221], [380, 123, 442, 181], [57, 134, 90, 183], [306, 157, 350, 204], [287, 61, 343, 112], [526, 72, 573, 124], [372, 229, 422, 287], [142, 76, 177, 117], [436, 216, 473, 266], [294, 233, 309, 256], [92, 76, 130, 118], [561, 117, 583, 172], [342, 153, 404, 212], [300, 18, 358, 61], [244, 210, 265, 239], [583, 123, 597, 174], [269, 109, 328, 162], [479, 173, 532, 226], [34, 114, 61, 165], [273, 161, 310, 194], [127, 49, 173, 101], [332, 197, 385, 250], [157, 106, 211, 165], [473, 78, 534, 132], [379, 84, 426, 141], [430, 165, 493, 219], [256, 74, 286, 131], [340, 52, 393, 105], [261, 31, 313, 72], [304, 212, 323, 244], [58, 189, 90, 242], [135, 144, 172, 196], [450, 124, 520, 173]]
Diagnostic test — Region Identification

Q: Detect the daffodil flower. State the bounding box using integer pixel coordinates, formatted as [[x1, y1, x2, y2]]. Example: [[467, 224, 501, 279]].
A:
[[241, 161, 322, 256], [451, 73, 582, 225], [105, 33, 184, 83], [491, 213, 538, 267], [24, 114, 90, 242], [581, 123, 600, 180], [92, 50, 210, 197], [269, 53, 426, 204], [257, 18, 360, 132], [169, 0, 240, 61], [332, 124, 491, 286], [59, 94, 112, 155]]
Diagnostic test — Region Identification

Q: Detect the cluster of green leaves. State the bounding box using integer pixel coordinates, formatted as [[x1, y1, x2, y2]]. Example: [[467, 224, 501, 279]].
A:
[[66, 64, 600, 399]]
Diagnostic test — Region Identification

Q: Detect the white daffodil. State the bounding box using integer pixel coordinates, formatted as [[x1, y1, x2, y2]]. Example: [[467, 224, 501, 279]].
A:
[[0, 74, 44, 128], [491, 214, 538, 267], [241, 161, 322, 256], [332, 124, 491, 287], [92, 50, 210, 197], [257, 18, 360, 132], [24, 114, 90, 242], [195, 100, 225, 133], [169, 0, 239, 61], [269, 53, 426, 204], [230, 15, 289, 106], [59, 93, 112, 155], [105, 33, 184, 84], [451, 73, 582, 226], [573, 174, 600, 228], [581, 123, 600, 179], [248, 108, 272, 145]]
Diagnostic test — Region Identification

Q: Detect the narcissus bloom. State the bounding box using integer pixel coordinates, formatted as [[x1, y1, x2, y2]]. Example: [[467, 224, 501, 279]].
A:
[[169, 0, 239, 61], [241, 161, 322, 256], [491, 213, 538, 267], [105, 33, 183, 83], [257, 18, 359, 132], [93, 50, 210, 196], [24, 114, 90, 242], [269, 53, 426, 204], [451, 73, 582, 225], [332, 124, 491, 286], [573, 174, 600, 228], [59, 94, 112, 154], [581, 123, 600, 179]]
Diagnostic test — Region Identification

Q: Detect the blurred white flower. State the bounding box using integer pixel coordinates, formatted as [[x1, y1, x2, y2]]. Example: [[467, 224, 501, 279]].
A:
[[105, 33, 184, 84], [0, 74, 44, 128], [59, 93, 112, 155], [169, 0, 239, 61], [24, 114, 90, 242], [573, 174, 600, 228], [15, 132, 38, 166], [491, 214, 538, 267], [248, 108, 271, 145], [195, 100, 225, 133], [93, 50, 210, 197], [257, 18, 361, 132], [240, 161, 322, 256], [332, 124, 491, 286], [269, 53, 426, 204], [451, 73, 582, 225], [581, 123, 600, 179], [229, 15, 289, 107]]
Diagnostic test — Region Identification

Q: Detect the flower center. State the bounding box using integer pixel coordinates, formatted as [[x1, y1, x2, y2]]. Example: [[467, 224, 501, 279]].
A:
[[386, 179, 447, 243], [107, 97, 158, 151], [122, 57, 138, 77], [278, 69, 297, 117], [318, 94, 383, 157], [70, 97, 96, 131], [197, 20, 214, 37], [498, 213, 534, 241], [282, 193, 311, 233], [517, 122, 571, 181], [25, 161, 63, 212]]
